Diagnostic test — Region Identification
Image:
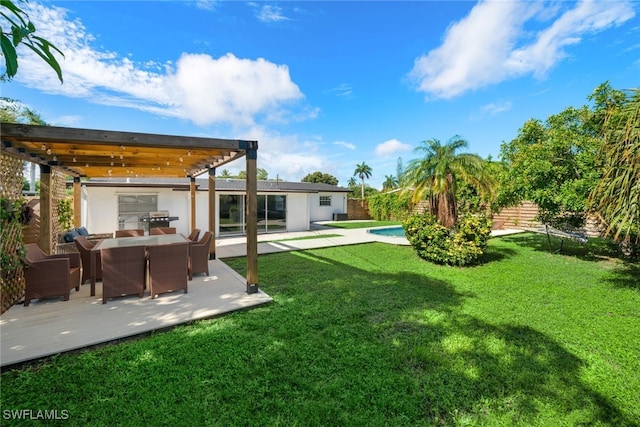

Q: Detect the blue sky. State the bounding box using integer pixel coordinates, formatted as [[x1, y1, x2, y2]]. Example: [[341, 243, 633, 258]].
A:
[[3, 0, 638, 188]]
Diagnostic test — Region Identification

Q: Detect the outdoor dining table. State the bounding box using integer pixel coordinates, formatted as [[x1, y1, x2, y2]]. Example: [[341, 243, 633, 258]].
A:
[[89, 233, 189, 296]]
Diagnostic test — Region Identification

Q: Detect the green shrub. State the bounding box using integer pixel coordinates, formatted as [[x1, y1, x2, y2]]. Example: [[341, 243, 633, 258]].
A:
[[403, 213, 493, 266], [368, 192, 414, 221]]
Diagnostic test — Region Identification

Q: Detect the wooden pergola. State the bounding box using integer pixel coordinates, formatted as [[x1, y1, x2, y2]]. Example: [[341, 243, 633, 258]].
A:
[[0, 122, 259, 294]]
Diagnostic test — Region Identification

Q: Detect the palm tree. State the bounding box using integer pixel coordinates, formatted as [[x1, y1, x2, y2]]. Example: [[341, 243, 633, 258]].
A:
[[353, 162, 372, 199], [219, 169, 232, 178], [589, 88, 639, 255], [403, 136, 493, 228], [347, 177, 357, 187], [382, 175, 399, 191]]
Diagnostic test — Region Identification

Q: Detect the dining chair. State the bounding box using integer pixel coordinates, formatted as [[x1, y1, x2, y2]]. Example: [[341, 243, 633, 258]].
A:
[[115, 229, 145, 238], [187, 228, 201, 242], [23, 244, 81, 306], [100, 245, 146, 304], [74, 235, 101, 285], [189, 231, 212, 279], [147, 242, 189, 299], [149, 227, 176, 235]]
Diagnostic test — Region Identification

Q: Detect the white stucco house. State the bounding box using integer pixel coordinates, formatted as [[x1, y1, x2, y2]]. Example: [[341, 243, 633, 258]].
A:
[[78, 178, 351, 237]]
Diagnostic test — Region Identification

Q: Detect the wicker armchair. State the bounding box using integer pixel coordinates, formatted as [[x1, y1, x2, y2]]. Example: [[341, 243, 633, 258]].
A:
[[149, 227, 176, 235], [115, 229, 145, 238], [187, 228, 201, 242], [23, 244, 81, 306], [100, 245, 146, 304], [189, 231, 212, 279], [74, 236, 101, 285], [56, 228, 112, 254], [148, 242, 189, 299]]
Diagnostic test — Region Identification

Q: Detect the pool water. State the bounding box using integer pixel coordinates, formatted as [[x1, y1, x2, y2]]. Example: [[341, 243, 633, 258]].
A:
[[368, 226, 406, 237]]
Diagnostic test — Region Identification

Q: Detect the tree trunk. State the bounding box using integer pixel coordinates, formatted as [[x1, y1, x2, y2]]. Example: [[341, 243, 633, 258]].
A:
[[433, 174, 457, 228]]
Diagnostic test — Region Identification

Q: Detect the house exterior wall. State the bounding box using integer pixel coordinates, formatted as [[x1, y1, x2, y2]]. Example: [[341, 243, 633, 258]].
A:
[[82, 186, 191, 235], [287, 193, 309, 232], [309, 192, 348, 222], [82, 186, 349, 236]]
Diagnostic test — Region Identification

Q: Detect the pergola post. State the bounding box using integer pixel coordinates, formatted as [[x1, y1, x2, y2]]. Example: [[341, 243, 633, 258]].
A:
[[208, 168, 216, 260], [39, 165, 53, 254], [73, 177, 81, 227], [245, 141, 259, 294], [190, 176, 196, 232]]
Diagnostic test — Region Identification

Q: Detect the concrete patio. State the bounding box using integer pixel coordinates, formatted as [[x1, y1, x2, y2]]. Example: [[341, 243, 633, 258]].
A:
[[0, 258, 271, 369]]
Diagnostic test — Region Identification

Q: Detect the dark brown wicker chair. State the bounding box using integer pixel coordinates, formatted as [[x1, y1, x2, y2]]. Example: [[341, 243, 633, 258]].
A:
[[115, 229, 144, 238], [189, 231, 212, 279], [187, 228, 200, 242], [149, 227, 176, 235], [23, 244, 81, 306], [74, 236, 101, 285], [100, 245, 146, 304], [148, 242, 189, 299]]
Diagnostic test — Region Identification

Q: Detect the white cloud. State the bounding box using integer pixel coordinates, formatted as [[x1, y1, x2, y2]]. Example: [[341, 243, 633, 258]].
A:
[[374, 139, 412, 157], [333, 141, 356, 150], [481, 101, 512, 116], [409, 0, 635, 99], [326, 83, 354, 98], [257, 5, 290, 23], [53, 115, 82, 126], [194, 0, 219, 11], [232, 126, 335, 182], [14, 3, 305, 127], [168, 53, 303, 126]]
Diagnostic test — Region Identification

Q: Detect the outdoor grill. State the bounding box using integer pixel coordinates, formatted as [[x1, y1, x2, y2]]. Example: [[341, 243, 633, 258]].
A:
[[142, 210, 179, 229]]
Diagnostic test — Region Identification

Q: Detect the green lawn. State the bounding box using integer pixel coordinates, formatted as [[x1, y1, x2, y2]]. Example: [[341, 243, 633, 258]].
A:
[[324, 220, 402, 229], [263, 233, 344, 243], [1, 234, 638, 426]]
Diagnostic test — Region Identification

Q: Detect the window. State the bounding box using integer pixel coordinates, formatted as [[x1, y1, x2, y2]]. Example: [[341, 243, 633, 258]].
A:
[[319, 195, 332, 206], [118, 194, 157, 231]]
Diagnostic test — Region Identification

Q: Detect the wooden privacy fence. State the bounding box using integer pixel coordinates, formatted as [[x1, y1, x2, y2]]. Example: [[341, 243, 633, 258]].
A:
[[491, 201, 540, 229], [347, 198, 371, 220]]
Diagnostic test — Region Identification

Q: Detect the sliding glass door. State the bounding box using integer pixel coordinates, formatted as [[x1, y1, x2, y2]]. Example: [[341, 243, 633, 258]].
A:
[[219, 194, 286, 235], [219, 195, 244, 234], [266, 195, 286, 232]]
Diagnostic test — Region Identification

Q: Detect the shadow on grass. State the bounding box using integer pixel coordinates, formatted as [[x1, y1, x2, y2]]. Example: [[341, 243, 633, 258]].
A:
[[500, 232, 624, 262], [476, 241, 518, 265], [389, 314, 631, 425], [603, 262, 640, 291], [248, 248, 632, 425]]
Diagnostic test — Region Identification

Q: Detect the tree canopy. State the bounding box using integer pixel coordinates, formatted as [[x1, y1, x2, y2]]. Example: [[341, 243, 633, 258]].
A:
[[382, 175, 399, 191], [236, 168, 269, 180], [588, 87, 639, 255], [1, 0, 64, 82], [497, 83, 620, 229], [301, 171, 338, 186], [403, 136, 492, 228], [353, 162, 372, 200]]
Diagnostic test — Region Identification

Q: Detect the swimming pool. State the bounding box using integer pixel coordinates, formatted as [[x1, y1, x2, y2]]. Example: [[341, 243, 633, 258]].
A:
[[368, 226, 406, 237]]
